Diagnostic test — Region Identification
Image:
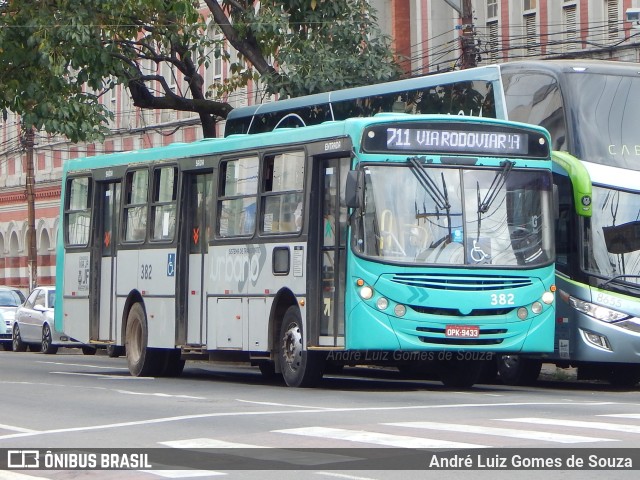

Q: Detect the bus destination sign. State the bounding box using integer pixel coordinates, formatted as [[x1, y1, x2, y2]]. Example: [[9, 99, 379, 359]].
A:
[[386, 127, 528, 155], [362, 122, 549, 158]]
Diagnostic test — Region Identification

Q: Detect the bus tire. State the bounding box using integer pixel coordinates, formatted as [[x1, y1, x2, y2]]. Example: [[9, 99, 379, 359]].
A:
[[106, 344, 124, 358], [278, 305, 325, 388], [497, 355, 542, 386], [125, 302, 161, 377], [436, 358, 483, 388], [607, 365, 640, 387], [160, 349, 185, 377]]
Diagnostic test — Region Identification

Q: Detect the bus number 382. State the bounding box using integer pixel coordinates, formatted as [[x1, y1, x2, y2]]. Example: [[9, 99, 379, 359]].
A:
[[490, 293, 515, 306]]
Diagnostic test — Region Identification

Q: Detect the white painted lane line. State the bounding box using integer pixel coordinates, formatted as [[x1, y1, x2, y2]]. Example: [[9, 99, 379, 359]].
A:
[[236, 399, 335, 410], [0, 424, 37, 433], [0, 472, 52, 480], [274, 426, 485, 449], [50, 371, 152, 380], [315, 473, 377, 480], [38, 361, 129, 370], [601, 414, 640, 419], [114, 390, 206, 399], [500, 417, 640, 434], [161, 439, 267, 449], [385, 421, 615, 444]]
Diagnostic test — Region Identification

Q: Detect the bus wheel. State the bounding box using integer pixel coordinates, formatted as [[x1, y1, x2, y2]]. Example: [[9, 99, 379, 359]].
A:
[[106, 345, 124, 358], [125, 302, 161, 377], [82, 346, 97, 355], [160, 349, 185, 377], [41, 324, 58, 354], [497, 355, 542, 386], [436, 359, 483, 388], [278, 306, 325, 388], [12, 324, 27, 352]]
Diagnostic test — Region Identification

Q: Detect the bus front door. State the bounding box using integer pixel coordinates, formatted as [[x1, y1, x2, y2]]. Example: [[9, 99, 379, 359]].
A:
[[90, 181, 121, 346], [176, 172, 212, 347]]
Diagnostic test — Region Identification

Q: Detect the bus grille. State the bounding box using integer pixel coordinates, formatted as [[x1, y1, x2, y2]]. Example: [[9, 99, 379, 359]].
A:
[[390, 273, 533, 291]]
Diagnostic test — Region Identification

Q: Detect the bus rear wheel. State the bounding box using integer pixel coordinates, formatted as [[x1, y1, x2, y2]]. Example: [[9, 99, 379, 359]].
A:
[[125, 302, 161, 377], [278, 306, 324, 388]]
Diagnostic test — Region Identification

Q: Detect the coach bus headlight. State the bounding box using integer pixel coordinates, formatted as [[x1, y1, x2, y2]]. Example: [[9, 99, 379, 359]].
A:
[[541, 291, 555, 305], [517, 307, 528, 320], [568, 297, 629, 323], [394, 304, 407, 317], [359, 285, 374, 300], [376, 297, 389, 310]]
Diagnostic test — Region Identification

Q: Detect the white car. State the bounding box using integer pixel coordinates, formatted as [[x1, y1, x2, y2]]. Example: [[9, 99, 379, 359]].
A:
[[12, 286, 96, 355], [0, 286, 26, 351]]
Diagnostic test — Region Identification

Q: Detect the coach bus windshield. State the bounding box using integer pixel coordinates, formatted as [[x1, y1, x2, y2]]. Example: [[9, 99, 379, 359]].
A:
[[584, 184, 640, 292], [353, 164, 554, 267], [566, 72, 640, 171]]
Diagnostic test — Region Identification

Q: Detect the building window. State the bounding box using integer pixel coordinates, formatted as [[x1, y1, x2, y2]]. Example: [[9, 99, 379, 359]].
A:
[[487, 0, 498, 19], [563, 5, 578, 51], [524, 14, 539, 56], [524, 0, 537, 12], [606, 0, 619, 43], [487, 20, 500, 63]]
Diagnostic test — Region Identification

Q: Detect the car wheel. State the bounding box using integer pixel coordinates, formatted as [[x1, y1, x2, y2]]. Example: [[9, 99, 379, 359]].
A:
[[41, 324, 58, 354], [12, 324, 27, 352]]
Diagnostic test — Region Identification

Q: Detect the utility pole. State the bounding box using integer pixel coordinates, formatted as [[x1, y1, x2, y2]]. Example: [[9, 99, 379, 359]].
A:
[[460, 0, 477, 69], [24, 127, 37, 291]]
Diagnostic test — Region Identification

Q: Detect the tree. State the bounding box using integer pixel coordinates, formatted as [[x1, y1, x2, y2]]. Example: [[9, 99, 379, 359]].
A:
[[0, 0, 400, 140]]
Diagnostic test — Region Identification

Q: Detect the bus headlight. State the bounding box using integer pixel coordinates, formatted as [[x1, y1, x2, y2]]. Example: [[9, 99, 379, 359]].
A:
[[542, 291, 555, 305], [359, 286, 374, 300], [517, 307, 528, 320], [568, 297, 629, 323], [394, 304, 407, 317], [376, 297, 389, 310], [531, 302, 543, 314]]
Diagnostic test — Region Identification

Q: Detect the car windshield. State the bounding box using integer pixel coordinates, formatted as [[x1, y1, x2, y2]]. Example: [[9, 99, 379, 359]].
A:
[[0, 290, 22, 307], [352, 163, 555, 267]]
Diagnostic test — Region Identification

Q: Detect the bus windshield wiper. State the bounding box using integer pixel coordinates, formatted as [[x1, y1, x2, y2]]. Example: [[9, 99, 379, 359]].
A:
[[408, 156, 450, 212], [478, 160, 513, 214], [598, 274, 640, 289]]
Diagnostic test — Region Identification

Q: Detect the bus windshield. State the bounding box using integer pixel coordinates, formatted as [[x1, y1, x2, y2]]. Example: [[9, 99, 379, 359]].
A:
[[354, 164, 554, 267], [585, 183, 640, 290], [567, 72, 640, 170]]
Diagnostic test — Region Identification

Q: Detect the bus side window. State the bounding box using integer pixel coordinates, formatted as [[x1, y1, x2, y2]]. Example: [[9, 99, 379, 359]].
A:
[[217, 156, 259, 237], [261, 151, 305, 234], [151, 166, 178, 241], [123, 169, 149, 242], [65, 176, 92, 246]]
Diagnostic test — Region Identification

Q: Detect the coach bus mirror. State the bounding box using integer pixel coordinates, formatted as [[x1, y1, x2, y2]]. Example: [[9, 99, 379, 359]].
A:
[[345, 170, 364, 209]]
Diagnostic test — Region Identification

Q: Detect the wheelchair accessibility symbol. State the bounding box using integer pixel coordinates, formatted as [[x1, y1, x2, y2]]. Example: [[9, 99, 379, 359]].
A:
[[167, 253, 175, 276], [470, 239, 491, 263]]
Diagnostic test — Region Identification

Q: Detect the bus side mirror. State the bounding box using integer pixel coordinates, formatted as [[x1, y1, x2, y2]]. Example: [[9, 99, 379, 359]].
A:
[[345, 170, 364, 209]]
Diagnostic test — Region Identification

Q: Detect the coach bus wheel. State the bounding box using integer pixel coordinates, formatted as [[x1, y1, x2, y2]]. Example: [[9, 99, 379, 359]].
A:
[[106, 344, 124, 358], [436, 358, 483, 388], [278, 306, 325, 388], [12, 324, 27, 352], [41, 324, 58, 354], [82, 346, 97, 355], [125, 302, 161, 377], [497, 355, 542, 386], [160, 349, 185, 377]]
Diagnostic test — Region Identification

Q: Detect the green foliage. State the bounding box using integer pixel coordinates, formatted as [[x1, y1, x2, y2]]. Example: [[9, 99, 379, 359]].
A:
[[0, 0, 400, 141]]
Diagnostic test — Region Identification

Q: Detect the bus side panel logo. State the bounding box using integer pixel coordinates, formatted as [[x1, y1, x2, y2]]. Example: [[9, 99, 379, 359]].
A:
[[167, 253, 175, 277]]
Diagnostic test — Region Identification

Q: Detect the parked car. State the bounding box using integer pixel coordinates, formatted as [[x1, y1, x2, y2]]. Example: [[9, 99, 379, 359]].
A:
[[12, 286, 96, 355], [0, 286, 26, 351]]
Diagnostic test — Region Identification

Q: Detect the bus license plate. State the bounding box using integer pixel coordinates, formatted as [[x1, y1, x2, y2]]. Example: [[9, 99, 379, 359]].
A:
[[445, 325, 480, 338]]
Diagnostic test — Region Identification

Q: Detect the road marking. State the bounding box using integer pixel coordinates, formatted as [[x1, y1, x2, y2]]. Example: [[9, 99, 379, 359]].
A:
[[0, 472, 52, 480], [38, 361, 129, 370], [161, 439, 267, 449], [237, 399, 336, 410], [601, 414, 640, 419], [0, 402, 629, 442], [0, 424, 37, 433], [500, 417, 640, 434], [50, 372, 152, 380], [315, 473, 377, 480], [385, 421, 615, 444], [273, 426, 485, 449], [115, 390, 206, 400]]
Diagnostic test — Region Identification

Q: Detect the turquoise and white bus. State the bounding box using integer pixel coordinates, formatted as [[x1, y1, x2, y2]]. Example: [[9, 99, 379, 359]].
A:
[[227, 59, 640, 387], [56, 114, 556, 388]]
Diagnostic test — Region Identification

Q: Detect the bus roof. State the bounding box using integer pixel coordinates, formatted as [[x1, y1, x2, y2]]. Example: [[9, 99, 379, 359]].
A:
[[64, 113, 551, 173], [498, 59, 640, 76]]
